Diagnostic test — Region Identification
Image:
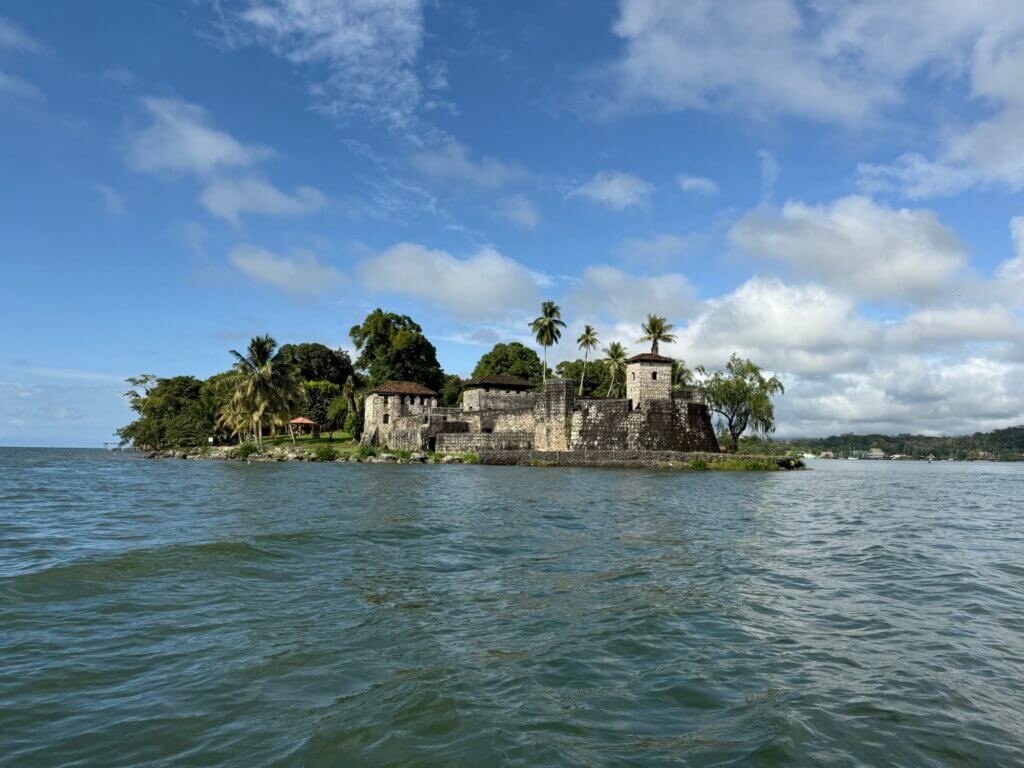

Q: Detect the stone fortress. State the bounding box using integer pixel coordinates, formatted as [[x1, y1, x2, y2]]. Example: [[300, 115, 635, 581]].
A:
[[361, 353, 719, 454]]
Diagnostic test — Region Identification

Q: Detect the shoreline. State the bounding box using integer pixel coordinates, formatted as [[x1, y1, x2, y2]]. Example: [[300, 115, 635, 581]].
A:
[[144, 445, 803, 471]]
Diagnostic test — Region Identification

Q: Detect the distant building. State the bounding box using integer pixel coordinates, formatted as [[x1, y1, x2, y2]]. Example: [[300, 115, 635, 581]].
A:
[[819, 450, 835, 459], [360, 353, 719, 453], [865, 447, 886, 460]]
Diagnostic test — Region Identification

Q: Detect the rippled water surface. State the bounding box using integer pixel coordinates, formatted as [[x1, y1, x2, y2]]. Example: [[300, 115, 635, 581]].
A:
[[2, 448, 1023, 766]]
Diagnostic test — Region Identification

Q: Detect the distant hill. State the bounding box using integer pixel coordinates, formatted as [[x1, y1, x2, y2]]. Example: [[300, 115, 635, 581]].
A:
[[745, 425, 1024, 461]]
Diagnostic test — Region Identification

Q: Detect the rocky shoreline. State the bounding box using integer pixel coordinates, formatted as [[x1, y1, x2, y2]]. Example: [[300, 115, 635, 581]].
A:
[[145, 445, 802, 470]]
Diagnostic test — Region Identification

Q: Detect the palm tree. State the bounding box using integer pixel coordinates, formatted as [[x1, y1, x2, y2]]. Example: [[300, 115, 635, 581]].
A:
[[603, 341, 627, 397], [228, 335, 304, 447], [576, 324, 599, 396], [530, 301, 566, 384], [637, 314, 676, 355]]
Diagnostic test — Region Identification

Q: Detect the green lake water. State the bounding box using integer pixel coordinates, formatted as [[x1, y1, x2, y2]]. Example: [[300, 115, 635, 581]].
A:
[[2, 448, 1023, 766]]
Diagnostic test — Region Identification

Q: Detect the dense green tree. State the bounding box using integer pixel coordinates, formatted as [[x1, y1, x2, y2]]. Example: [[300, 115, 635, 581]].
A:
[[439, 374, 464, 407], [603, 342, 628, 397], [638, 314, 676, 355], [302, 380, 341, 427], [278, 342, 353, 386], [576, 324, 599, 396], [555, 359, 609, 398], [349, 308, 444, 391], [326, 395, 349, 437], [530, 301, 566, 384], [471, 342, 544, 383], [698, 354, 784, 452], [198, 371, 239, 441], [117, 375, 213, 450]]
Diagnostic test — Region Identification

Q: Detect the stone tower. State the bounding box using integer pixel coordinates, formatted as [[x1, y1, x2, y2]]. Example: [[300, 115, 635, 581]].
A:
[[625, 352, 673, 409]]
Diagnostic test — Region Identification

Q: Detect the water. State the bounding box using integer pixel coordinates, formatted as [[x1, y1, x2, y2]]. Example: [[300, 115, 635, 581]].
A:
[[1, 449, 1023, 767]]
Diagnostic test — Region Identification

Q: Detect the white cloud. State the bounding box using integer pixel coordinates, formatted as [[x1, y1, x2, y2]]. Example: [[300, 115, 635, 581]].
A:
[[569, 171, 653, 210], [228, 244, 342, 296], [95, 185, 126, 217], [496, 194, 540, 231], [777, 356, 1024, 437], [128, 97, 270, 177], [0, 69, 44, 103], [677, 174, 718, 195], [730, 195, 966, 302], [889, 306, 1021, 346], [607, 0, 886, 122], [200, 176, 324, 223], [672, 277, 877, 375], [359, 243, 541, 319], [570, 265, 695, 324], [410, 139, 526, 189], [222, 0, 428, 129], [0, 15, 45, 54]]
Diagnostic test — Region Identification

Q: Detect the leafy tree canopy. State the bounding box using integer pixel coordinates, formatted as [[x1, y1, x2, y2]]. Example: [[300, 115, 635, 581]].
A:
[[698, 354, 784, 452], [117, 375, 213, 450], [278, 342, 353, 386], [472, 342, 544, 383], [349, 308, 444, 391], [302, 380, 341, 426], [555, 359, 610, 398], [439, 374, 464, 407]]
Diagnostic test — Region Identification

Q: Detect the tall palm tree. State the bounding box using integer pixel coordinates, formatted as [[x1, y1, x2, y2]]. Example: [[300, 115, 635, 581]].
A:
[[576, 324, 599, 396], [638, 314, 676, 355], [530, 301, 566, 384], [228, 335, 304, 447], [604, 341, 627, 397]]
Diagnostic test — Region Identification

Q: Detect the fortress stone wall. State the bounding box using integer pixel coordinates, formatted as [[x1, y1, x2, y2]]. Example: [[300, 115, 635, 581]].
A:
[[361, 355, 719, 454]]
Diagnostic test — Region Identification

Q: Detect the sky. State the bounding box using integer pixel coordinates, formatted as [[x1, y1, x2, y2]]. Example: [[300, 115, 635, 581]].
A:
[[2, 0, 1024, 447]]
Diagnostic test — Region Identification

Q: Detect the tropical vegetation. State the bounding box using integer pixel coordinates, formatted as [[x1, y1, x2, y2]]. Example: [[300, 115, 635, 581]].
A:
[[118, 305, 795, 455]]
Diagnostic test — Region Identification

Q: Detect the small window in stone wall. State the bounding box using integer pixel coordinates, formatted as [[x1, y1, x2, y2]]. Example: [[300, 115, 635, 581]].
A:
[[652, 371, 658, 380], [631, 372, 636, 380], [383, 413, 390, 424], [383, 395, 389, 405]]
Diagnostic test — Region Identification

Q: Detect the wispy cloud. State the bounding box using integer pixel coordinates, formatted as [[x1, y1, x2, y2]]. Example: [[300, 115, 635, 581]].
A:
[[200, 176, 324, 223], [214, 0, 432, 130]]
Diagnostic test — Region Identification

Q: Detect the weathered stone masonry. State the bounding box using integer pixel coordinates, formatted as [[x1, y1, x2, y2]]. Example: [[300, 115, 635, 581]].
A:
[[361, 356, 719, 454]]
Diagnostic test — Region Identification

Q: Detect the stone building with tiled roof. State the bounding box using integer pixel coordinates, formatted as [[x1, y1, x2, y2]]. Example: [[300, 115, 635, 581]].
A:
[[360, 354, 717, 454]]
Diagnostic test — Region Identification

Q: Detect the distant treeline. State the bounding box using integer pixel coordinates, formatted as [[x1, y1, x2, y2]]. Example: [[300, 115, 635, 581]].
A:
[[743, 426, 1024, 461]]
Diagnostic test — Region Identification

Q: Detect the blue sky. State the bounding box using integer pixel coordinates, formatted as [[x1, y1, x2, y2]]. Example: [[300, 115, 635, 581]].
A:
[[2, 1, 1024, 446]]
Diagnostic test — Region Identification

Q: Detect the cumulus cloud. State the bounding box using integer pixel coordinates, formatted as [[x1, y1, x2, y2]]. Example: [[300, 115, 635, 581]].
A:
[[568, 171, 653, 210], [730, 195, 966, 302], [677, 173, 718, 195], [359, 243, 540, 319], [496, 194, 540, 231], [200, 176, 324, 223], [128, 97, 270, 177], [889, 306, 1022, 347], [228, 244, 342, 296], [671, 277, 877, 376], [217, 0, 429, 129], [570, 265, 696, 324], [411, 139, 526, 189]]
